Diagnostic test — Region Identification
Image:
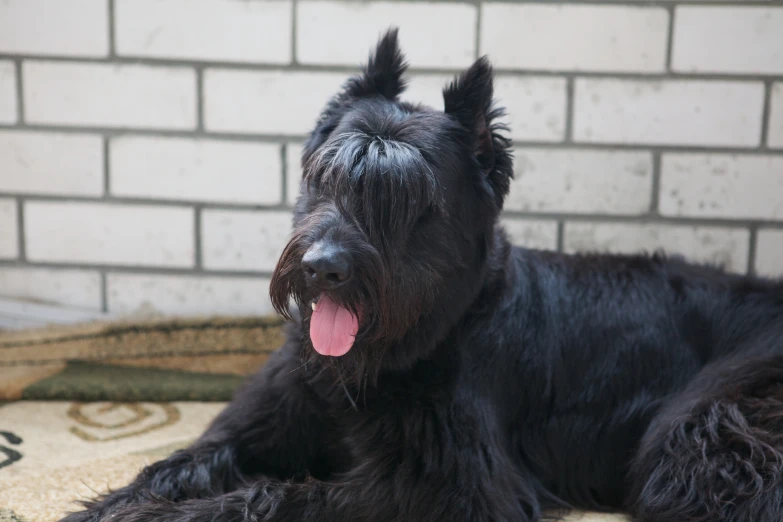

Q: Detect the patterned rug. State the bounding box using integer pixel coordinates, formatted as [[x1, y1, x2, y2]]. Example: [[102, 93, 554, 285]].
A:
[[0, 318, 629, 522]]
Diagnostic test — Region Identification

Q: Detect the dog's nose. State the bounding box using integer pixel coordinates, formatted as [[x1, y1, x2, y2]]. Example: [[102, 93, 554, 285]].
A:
[[302, 243, 352, 289]]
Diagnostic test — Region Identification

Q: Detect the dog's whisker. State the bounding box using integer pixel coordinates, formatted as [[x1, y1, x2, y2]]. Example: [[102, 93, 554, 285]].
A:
[[286, 361, 309, 375]]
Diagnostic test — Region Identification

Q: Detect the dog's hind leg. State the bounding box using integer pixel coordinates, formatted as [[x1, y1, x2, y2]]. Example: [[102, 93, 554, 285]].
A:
[[628, 353, 783, 522]]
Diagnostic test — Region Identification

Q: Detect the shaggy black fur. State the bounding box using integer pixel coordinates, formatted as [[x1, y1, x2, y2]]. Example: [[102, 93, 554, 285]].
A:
[[61, 30, 783, 522]]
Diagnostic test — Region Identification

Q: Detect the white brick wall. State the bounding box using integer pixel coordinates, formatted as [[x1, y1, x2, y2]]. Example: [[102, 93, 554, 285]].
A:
[[0, 199, 18, 259], [0, 131, 103, 196], [756, 230, 783, 278], [110, 137, 282, 204], [672, 7, 783, 75], [0, 1, 781, 321], [564, 223, 750, 273], [573, 79, 765, 147], [0, 267, 102, 310], [24, 61, 197, 129], [201, 210, 291, 272], [0, 0, 108, 58], [404, 75, 451, 110], [507, 149, 652, 215], [115, 0, 292, 64], [297, 1, 475, 68], [660, 154, 783, 220], [769, 83, 783, 149], [107, 273, 273, 317], [204, 70, 344, 135], [25, 202, 194, 267], [286, 142, 304, 206], [495, 76, 567, 142], [481, 4, 669, 73], [500, 219, 558, 251], [0, 61, 17, 124]]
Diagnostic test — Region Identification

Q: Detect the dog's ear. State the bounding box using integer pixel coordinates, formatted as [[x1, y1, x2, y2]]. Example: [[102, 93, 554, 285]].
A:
[[444, 57, 513, 205], [345, 28, 408, 100], [443, 57, 500, 176]]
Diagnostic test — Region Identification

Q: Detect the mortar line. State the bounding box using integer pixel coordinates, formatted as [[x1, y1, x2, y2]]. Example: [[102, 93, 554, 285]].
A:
[[760, 81, 773, 149], [14, 59, 23, 123], [664, 4, 676, 72], [100, 271, 109, 313], [194, 206, 203, 270], [280, 143, 288, 205], [196, 67, 205, 132], [556, 221, 565, 253], [103, 136, 111, 197], [0, 193, 296, 211], [4, 54, 781, 83], [0, 260, 277, 279], [291, 0, 299, 65], [650, 152, 662, 214], [564, 77, 575, 143], [473, 0, 482, 60], [108, 0, 117, 58], [15, 197, 25, 261], [747, 226, 759, 276]]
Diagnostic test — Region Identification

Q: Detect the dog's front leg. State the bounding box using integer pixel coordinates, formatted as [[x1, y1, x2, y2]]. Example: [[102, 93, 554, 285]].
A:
[[107, 451, 539, 522], [107, 399, 542, 522], [59, 346, 333, 522]]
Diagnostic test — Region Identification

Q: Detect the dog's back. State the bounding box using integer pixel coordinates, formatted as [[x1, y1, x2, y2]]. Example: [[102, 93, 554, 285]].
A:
[[455, 243, 783, 512]]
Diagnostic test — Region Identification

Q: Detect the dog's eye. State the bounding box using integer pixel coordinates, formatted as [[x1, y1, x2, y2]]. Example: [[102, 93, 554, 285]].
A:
[[416, 206, 436, 226]]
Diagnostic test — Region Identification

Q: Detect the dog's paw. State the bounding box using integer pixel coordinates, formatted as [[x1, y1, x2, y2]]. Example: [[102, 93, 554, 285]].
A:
[[58, 508, 103, 522]]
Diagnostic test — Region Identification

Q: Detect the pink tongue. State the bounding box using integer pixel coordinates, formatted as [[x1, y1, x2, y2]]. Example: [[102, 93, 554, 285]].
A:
[[309, 294, 359, 357]]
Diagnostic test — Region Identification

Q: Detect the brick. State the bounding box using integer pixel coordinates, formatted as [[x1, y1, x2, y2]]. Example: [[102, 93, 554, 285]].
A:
[[24, 61, 196, 130], [403, 74, 451, 111], [481, 4, 668, 73], [297, 1, 475, 68], [756, 230, 783, 279], [0, 267, 101, 310], [769, 83, 783, 149], [202, 210, 291, 272], [672, 7, 783, 75], [0, 199, 18, 259], [25, 202, 194, 267], [0, 0, 108, 57], [500, 219, 558, 251], [110, 137, 282, 205], [204, 69, 344, 135], [495, 76, 567, 142], [660, 154, 783, 220], [564, 223, 749, 274], [115, 0, 291, 64], [0, 131, 103, 196], [507, 149, 652, 215], [107, 273, 273, 317], [286, 142, 304, 206], [573, 79, 764, 147], [0, 61, 16, 124]]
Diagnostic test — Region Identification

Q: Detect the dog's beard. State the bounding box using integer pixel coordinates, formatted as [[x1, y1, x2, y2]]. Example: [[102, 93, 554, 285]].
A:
[[270, 232, 438, 389]]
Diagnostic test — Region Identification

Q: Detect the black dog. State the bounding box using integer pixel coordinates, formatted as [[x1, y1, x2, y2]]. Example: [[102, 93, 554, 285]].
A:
[[62, 31, 783, 522]]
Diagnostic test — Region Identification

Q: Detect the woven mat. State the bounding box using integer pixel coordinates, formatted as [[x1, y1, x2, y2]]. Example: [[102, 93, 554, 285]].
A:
[[0, 316, 285, 402], [0, 318, 629, 522]]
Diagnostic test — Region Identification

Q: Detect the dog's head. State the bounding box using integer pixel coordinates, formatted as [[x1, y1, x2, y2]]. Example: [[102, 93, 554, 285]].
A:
[[270, 29, 512, 379]]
